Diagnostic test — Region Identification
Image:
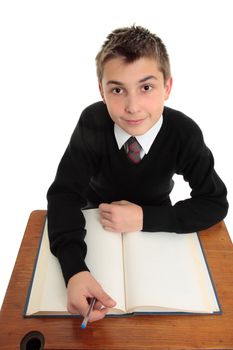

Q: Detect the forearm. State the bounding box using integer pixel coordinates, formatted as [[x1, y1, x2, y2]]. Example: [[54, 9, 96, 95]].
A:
[[47, 195, 90, 284], [142, 173, 228, 233]]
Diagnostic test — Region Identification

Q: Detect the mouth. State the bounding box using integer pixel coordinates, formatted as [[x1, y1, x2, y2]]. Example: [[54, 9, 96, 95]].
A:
[[123, 118, 146, 126]]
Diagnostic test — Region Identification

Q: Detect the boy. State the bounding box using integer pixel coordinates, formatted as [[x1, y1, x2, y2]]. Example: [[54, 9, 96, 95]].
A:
[[47, 25, 228, 323]]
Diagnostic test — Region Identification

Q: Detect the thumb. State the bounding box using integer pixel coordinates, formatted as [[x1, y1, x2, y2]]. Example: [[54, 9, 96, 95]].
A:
[[95, 288, 116, 308], [111, 200, 129, 206]]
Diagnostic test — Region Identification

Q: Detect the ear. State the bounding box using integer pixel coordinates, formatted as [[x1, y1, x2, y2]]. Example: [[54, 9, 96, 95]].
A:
[[99, 82, 106, 103], [164, 77, 173, 100]]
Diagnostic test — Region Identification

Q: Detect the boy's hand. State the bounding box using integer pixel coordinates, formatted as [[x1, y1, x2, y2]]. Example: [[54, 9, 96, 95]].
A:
[[67, 271, 116, 322], [99, 200, 143, 233]]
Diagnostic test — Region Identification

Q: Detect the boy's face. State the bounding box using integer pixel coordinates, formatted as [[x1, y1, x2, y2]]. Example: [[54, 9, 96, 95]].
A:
[[99, 56, 172, 136]]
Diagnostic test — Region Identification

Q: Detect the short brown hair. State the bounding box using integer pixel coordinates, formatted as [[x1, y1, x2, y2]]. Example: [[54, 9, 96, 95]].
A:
[[95, 25, 171, 83]]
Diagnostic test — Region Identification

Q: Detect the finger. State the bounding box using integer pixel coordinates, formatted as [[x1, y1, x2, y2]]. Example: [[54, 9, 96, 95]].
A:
[[99, 203, 114, 214], [102, 222, 122, 233], [93, 300, 103, 311], [100, 217, 113, 228], [100, 211, 112, 220], [89, 307, 109, 322], [100, 220, 120, 232], [68, 295, 90, 316], [93, 288, 116, 309], [111, 200, 128, 205], [99, 203, 110, 211], [103, 226, 117, 232]]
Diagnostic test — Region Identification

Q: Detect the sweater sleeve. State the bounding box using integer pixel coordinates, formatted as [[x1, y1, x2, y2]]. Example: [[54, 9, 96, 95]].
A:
[[142, 121, 228, 233], [47, 114, 99, 285]]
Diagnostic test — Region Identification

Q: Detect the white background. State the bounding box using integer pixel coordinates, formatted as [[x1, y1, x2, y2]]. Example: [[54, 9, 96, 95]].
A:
[[0, 0, 232, 308]]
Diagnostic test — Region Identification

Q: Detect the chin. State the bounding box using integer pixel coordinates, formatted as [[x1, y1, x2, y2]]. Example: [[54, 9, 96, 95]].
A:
[[126, 127, 148, 136]]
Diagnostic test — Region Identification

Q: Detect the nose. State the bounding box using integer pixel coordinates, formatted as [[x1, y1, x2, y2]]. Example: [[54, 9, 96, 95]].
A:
[[124, 94, 141, 114]]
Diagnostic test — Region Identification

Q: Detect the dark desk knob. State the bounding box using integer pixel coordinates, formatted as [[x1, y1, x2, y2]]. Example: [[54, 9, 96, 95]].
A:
[[20, 331, 45, 350]]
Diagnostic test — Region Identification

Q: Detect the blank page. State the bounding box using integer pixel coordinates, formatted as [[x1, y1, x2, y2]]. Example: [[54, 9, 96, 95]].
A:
[[26, 209, 126, 315], [123, 231, 219, 313], [84, 209, 126, 313]]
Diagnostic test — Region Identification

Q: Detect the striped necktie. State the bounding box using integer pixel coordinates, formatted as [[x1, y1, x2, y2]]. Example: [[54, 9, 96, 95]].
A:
[[125, 137, 142, 164]]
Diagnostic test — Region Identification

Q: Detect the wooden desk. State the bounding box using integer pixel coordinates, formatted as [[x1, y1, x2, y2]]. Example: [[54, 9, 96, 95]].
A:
[[1, 211, 233, 350]]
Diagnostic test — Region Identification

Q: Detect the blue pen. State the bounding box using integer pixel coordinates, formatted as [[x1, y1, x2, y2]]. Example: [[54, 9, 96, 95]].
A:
[[81, 297, 96, 329]]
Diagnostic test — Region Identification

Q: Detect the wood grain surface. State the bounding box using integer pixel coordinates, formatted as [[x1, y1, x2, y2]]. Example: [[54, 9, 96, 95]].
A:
[[0, 210, 233, 349]]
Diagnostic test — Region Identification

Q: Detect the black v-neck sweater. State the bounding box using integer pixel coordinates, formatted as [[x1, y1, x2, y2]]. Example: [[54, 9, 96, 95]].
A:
[[47, 101, 228, 284]]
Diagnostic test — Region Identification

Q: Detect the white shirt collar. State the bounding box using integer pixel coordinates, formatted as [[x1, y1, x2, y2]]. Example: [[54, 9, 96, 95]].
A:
[[114, 115, 163, 154]]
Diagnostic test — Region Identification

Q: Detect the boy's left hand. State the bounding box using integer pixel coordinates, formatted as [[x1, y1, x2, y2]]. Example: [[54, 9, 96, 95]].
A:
[[99, 200, 143, 233]]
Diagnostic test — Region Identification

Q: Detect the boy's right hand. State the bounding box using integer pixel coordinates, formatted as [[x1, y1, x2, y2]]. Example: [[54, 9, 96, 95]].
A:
[[67, 271, 116, 322]]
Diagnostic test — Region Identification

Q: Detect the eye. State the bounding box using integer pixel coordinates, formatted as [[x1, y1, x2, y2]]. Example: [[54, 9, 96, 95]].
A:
[[112, 87, 123, 94], [142, 84, 153, 92]]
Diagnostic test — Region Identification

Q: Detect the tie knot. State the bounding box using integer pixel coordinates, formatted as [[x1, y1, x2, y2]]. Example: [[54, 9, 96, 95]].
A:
[[127, 136, 137, 145], [125, 137, 142, 163]]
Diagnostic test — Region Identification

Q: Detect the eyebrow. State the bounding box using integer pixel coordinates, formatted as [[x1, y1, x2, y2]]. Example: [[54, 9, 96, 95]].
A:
[[106, 75, 158, 86]]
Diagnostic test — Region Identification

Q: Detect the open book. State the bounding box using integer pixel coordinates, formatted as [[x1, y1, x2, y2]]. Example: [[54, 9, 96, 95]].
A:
[[24, 209, 221, 317]]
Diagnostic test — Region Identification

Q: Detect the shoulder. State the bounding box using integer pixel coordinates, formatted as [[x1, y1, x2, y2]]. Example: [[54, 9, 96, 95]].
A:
[[163, 106, 203, 140], [79, 101, 113, 130], [81, 100, 107, 116], [70, 101, 113, 152], [163, 106, 201, 132], [163, 107, 210, 169]]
